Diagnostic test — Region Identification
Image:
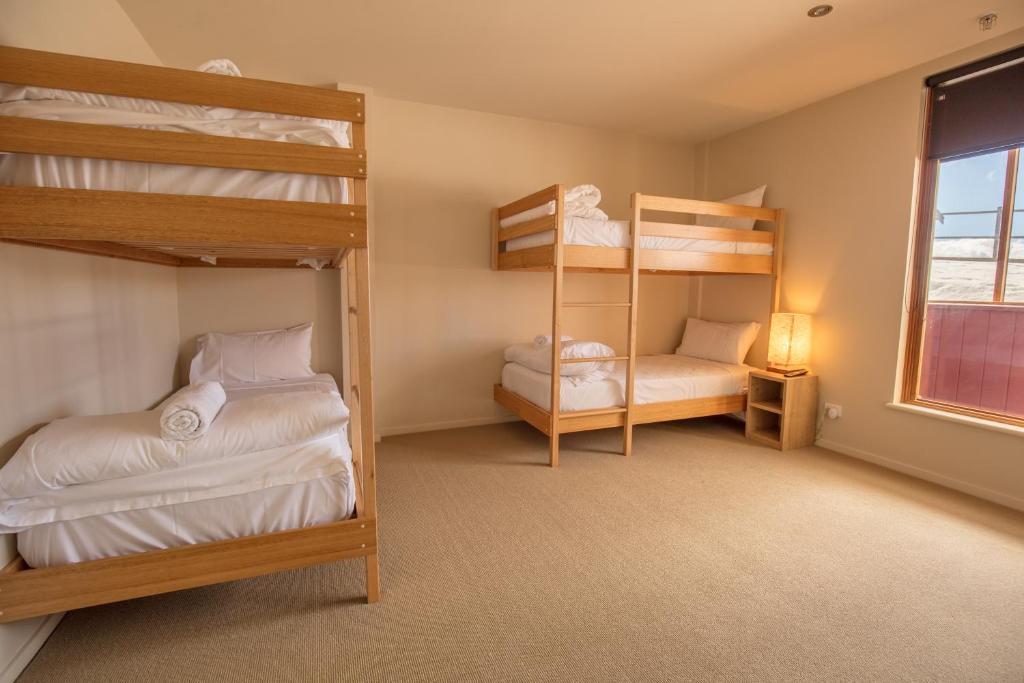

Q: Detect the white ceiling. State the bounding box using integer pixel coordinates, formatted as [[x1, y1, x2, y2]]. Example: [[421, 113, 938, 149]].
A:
[[117, 0, 1024, 141]]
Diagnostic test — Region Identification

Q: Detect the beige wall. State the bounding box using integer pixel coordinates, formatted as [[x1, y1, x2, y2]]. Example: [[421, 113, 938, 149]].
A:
[[372, 96, 694, 435], [0, 244, 180, 679], [0, 2, 168, 678], [695, 29, 1024, 510], [175, 269, 344, 384], [0, 0, 160, 63]]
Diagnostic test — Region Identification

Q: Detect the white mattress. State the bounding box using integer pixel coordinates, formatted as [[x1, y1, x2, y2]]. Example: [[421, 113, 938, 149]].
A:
[[501, 354, 751, 412], [18, 469, 353, 567], [0, 82, 351, 204], [15, 375, 355, 568], [505, 216, 772, 256]]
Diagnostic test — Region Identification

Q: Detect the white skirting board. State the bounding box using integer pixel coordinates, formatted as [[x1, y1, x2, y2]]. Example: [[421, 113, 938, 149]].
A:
[[816, 438, 1024, 512], [0, 613, 63, 683]]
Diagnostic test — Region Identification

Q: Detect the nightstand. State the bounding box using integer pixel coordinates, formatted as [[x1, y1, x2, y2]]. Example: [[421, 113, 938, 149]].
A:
[[746, 369, 818, 450]]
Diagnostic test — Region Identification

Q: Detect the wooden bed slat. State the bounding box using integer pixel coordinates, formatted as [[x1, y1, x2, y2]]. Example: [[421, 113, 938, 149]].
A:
[[0, 518, 376, 623], [564, 245, 630, 270], [495, 384, 747, 436], [497, 244, 775, 275], [639, 249, 773, 274], [0, 116, 368, 178], [182, 258, 326, 269], [493, 384, 551, 435], [638, 221, 775, 244], [496, 214, 556, 242], [0, 187, 367, 248], [0, 46, 365, 123], [637, 194, 779, 222], [497, 185, 558, 219]]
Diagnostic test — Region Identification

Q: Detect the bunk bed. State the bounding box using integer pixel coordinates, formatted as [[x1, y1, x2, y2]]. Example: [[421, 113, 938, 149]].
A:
[[0, 46, 379, 621], [490, 184, 785, 466]]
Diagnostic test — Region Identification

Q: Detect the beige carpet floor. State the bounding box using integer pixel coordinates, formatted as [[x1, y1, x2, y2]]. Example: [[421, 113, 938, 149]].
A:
[[19, 418, 1024, 682]]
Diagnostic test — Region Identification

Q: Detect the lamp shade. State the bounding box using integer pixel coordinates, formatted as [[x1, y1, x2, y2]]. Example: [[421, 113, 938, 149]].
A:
[[767, 313, 812, 371]]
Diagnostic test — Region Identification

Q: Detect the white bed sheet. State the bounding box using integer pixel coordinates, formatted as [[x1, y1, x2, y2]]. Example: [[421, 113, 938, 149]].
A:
[[505, 216, 772, 256], [501, 354, 751, 412], [11, 375, 355, 567], [0, 83, 351, 204], [18, 468, 354, 568]]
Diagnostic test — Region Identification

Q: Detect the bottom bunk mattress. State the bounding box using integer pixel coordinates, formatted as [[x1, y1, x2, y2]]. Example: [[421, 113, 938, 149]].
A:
[[501, 354, 751, 412], [8, 374, 356, 568], [18, 466, 354, 568]]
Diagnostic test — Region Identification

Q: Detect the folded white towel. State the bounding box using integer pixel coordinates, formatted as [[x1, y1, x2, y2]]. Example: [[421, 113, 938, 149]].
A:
[[564, 184, 602, 214], [505, 340, 617, 381], [499, 184, 609, 229], [160, 381, 227, 441], [533, 334, 574, 347]]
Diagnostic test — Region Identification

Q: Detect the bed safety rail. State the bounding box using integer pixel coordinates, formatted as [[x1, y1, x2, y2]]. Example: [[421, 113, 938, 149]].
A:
[[490, 185, 785, 279], [0, 45, 368, 268]]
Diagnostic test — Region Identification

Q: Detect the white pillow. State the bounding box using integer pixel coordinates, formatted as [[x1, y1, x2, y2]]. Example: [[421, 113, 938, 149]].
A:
[[676, 318, 761, 365], [505, 340, 615, 377], [697, 185, 767, 230], [190, 323, 315, 384]]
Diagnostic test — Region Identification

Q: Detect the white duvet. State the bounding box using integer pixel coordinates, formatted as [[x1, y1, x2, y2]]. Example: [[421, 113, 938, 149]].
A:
[[0, 390, 349, 502]]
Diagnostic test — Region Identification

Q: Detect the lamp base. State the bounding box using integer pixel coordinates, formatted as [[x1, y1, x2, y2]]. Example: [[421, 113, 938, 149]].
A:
[[767, 366, 808, 377]]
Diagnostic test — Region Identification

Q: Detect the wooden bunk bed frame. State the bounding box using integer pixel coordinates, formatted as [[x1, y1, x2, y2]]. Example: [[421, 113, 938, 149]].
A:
[[0, 46, 379, 622], [490, 184, 785, 467]]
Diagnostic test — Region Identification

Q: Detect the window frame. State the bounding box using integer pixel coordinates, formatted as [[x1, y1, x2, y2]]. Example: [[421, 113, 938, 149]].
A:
[[901, 89, 1024, 429]]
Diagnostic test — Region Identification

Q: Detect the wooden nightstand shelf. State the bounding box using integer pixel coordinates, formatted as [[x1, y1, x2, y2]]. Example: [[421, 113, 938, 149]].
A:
[[746, 370, 818, 450]]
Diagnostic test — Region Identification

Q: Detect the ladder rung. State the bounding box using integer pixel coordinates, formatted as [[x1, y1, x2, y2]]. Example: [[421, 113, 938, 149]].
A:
[[559, 356, 628, 364], [562, 302, 632, 308], [561, 407, 627, 418]]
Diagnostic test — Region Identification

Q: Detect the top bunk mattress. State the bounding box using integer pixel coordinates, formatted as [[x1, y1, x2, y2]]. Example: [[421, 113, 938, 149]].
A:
[[0, 82, 352, 203], [504, 216, 772, 256], [501, 354, 751, 412]]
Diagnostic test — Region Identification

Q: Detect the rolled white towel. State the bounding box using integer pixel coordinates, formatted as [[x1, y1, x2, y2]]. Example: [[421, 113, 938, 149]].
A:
[[160, 381, 227, 441], [533, 334, 574, 348]]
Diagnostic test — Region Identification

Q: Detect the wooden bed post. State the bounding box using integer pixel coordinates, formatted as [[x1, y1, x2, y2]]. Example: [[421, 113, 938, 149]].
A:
[[770, 209, 785, 314], [624, 193, 642, 457], [490, 208, 500, 270], [345, 247, 379, 603], [346, 109, 379, 602], [549, 185, 566, 467]]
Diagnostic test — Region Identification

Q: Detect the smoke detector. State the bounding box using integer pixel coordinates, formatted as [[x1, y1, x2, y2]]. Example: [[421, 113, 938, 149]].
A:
[[807, 5, 833, 18], [979, 13, 997, 31]]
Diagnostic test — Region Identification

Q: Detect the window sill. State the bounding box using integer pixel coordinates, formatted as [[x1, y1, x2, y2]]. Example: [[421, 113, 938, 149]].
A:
[[886, 401, 1024, 438]]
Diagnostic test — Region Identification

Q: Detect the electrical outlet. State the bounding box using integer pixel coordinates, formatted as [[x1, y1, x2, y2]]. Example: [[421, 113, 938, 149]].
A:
[[824, 402, 842, 419]]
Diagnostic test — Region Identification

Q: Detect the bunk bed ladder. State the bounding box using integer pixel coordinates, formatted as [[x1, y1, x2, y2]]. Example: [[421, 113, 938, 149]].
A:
[[549, 189, 641, 465]]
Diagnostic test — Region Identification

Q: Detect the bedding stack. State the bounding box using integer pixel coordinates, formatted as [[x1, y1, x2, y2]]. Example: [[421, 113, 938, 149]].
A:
[[0, 324, 357, 568]]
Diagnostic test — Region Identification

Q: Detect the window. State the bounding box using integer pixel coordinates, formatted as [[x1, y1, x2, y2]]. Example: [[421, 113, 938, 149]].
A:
[[903, 47, 1024, 426]]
